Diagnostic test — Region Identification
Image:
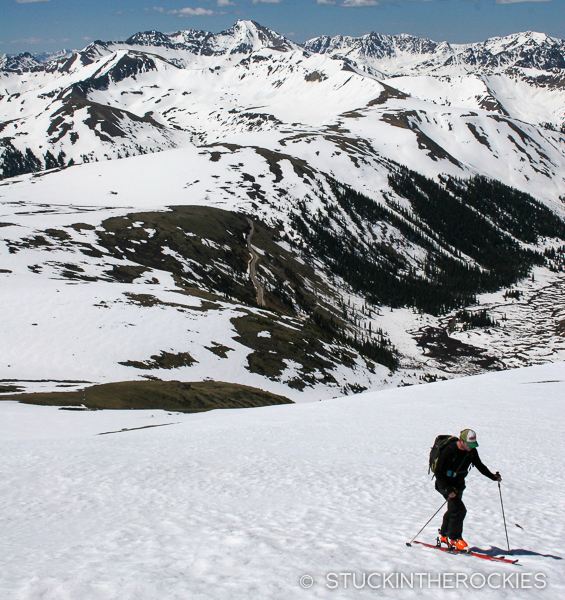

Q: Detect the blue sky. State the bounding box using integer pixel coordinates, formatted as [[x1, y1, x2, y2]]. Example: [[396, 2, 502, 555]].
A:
[[2, 0, 564, 56]]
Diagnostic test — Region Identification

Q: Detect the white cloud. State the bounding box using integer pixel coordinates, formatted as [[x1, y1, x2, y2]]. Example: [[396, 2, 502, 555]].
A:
[[341, 0, 379, 6], [15, 0, 50, 4], [153, 6, 165, 12], [317, 0, 337, 4], [394, 0, 553, 2], [167, 7, 216, 17], [217, 0, 236, 6], [495, 0, 553, 3], [11, 36, 43, 43], [252, 0, 283, 4]]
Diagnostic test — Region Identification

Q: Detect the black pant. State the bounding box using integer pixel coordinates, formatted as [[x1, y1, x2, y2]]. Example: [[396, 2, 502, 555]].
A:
[[436, 484, 466, 540]]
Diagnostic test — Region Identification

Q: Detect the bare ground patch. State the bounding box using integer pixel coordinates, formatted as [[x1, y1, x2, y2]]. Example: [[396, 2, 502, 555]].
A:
[[3, 380, 293, 412]]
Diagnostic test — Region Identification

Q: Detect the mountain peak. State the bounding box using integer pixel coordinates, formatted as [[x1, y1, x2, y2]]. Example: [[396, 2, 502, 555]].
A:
[[233, 19, 261, 30], [513, 30, 555, 44], [118, 20, 296, 58], [126, 30, 177, 46], [226, 19, 296, 53], [0, 51, 43, 73]]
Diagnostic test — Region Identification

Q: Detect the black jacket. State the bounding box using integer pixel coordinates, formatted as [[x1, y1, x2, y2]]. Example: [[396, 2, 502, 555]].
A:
[[435, 439, 497, 493]]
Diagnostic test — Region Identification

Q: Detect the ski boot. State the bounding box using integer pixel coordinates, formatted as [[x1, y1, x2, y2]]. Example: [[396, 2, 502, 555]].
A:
[[437, 530, 450, 547], [449, 538, 468, 552]]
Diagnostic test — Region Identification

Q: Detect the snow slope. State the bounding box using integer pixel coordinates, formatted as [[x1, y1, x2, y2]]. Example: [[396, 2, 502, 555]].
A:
[[2, 151, 565, 400], [0, 193, 395, 401], [0, 362, 563, 599]]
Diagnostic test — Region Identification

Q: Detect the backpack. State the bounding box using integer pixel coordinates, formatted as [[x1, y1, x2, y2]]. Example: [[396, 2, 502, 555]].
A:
[[428, 435, 457, 477]]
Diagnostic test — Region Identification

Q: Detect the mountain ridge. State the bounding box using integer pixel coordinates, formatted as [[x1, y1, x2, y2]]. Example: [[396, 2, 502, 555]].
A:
[[303, 29, 565, 74], [2, 23, 564, 75]]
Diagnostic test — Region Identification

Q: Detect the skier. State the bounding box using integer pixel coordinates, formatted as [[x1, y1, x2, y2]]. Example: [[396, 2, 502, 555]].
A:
[[435, 429, 501, 551]]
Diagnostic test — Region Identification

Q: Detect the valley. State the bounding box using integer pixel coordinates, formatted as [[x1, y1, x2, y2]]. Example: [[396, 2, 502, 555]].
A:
[[1, 20, 565, 403]]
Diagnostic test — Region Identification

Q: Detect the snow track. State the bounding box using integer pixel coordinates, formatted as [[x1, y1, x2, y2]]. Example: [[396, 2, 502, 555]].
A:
[[246, 218, 264, 308]]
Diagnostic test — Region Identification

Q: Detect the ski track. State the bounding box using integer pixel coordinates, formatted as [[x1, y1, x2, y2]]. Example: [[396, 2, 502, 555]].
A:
[[0, 363, 564, 599]]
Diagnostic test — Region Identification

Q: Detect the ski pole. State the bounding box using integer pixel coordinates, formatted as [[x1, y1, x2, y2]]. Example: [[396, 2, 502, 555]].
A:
[[406, 499, 447, 547], [498, 481, 511, 554]]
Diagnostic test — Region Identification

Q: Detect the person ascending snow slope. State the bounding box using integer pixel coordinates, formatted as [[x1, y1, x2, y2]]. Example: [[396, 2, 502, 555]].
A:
[[435, 429, 501, 551]]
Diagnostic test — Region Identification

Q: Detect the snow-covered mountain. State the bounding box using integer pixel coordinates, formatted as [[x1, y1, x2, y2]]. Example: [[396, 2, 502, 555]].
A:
[[1, 21, 565, 401], [0, 52, 45, 73], [126, 19, 297, 56], [1, 21, 564, 195], [304, 30, 565, 76], [304, 29, 565, 133], [0, 48, 75, 73]]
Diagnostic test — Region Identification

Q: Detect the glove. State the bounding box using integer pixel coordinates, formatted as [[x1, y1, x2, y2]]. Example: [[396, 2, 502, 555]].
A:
[[495, 471, 502, 482]]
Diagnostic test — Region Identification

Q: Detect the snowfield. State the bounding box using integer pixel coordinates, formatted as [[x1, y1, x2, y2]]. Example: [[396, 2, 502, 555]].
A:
[[1, 362, 563, 599]]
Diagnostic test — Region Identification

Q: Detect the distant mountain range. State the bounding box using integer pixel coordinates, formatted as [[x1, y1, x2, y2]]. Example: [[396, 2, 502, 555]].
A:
[[1, 21, 564, 191], [304, 30, 565, 75], [3, 23, 565, 75]]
